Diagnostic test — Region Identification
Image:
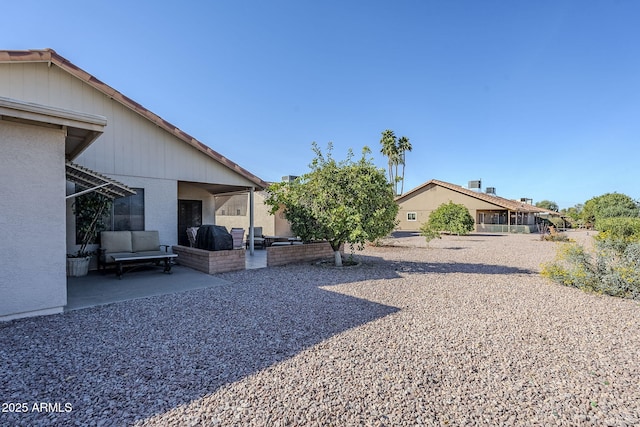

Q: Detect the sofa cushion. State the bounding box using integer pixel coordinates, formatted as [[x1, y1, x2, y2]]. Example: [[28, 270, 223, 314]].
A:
[[131, 231, 160, 252], [101, 231, 132, 253]]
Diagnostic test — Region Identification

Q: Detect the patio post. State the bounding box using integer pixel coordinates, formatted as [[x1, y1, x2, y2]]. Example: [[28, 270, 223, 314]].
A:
[[249, 187, 255, 256]]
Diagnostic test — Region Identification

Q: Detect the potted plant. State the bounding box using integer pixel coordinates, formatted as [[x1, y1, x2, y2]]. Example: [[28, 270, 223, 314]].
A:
[[67, 191, 112, 277]]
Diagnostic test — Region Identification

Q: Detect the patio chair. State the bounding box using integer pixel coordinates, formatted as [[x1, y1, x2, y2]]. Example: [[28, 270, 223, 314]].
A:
[[230, 228, 245, 249], [186, 227, 199, 247], [246, 226, 265, 249]]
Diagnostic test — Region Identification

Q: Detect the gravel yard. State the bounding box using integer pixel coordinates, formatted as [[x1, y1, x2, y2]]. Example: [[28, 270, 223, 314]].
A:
[[1, 231, 639, 426]]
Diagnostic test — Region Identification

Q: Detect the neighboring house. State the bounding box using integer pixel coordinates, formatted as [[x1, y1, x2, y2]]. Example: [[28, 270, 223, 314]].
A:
[[0, 49, 267, 320], [396, 179, 559, 233], [214, 190, 293, 237]]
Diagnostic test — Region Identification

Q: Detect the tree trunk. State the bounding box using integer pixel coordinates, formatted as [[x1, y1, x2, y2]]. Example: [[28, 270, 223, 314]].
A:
[[334, 250, 343, 267], [394, 162, 399, 195]]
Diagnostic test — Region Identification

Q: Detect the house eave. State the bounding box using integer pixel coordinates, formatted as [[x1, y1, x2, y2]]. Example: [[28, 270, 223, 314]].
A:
[[0, 95, 107, 161]]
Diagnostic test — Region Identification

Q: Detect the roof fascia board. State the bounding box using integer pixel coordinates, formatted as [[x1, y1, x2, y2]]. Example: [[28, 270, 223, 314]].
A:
[[0, 95, 106, 161], [0, 96, 106, 130]]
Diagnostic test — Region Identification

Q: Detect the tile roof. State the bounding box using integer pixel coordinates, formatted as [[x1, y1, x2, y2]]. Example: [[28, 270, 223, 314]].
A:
[[0, 49, 267, 190], [396, 179, 559, 215]]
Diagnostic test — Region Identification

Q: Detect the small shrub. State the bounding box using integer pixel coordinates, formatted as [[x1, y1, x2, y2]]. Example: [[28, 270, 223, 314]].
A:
[[541, 235, 640, 300], [540, 223, 571, 242], [421, 201, 474, 242], [419, 223, 442, 244], [542, 233, 571, 242]]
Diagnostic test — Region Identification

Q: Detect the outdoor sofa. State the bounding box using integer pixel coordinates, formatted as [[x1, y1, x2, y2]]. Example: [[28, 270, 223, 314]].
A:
[[98, 230, 177, 279]]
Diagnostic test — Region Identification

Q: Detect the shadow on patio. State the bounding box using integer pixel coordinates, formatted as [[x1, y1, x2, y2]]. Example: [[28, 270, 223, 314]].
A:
[[1, 256, 400, 426], [67, 250, 268, 311]]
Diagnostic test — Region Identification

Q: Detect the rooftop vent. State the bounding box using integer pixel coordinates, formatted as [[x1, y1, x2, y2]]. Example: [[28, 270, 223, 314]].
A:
[[468, 180, 481, 189]]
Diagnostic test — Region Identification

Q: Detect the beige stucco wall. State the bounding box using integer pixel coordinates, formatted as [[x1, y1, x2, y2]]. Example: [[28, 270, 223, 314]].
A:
[[0, 121, 67, 320], [396, 185, 506, 231], [0, 60, 262, 253], [214, 192, 293, 237], [0, 62, 257, 189]]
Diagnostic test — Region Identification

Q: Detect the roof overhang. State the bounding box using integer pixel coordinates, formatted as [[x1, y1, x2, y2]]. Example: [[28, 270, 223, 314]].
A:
[[0, 95, 107, 160], [66, 162, 136, 200]]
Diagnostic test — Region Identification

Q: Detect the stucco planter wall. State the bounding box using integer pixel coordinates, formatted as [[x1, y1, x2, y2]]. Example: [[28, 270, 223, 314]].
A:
[[267, 242, 343, 267], [172, 245, 245, 274]]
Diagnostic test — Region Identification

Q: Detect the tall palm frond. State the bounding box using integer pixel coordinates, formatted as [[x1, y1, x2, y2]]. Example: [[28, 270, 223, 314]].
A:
[[397, 136, 412, 194]]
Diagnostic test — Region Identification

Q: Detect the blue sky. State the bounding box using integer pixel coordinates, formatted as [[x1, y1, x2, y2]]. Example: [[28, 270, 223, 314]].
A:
[[3, 1, 639, 209]]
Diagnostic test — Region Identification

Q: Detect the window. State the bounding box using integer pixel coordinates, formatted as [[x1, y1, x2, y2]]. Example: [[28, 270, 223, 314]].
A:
[[109, 188, 145, 231], [74, 188, 144, 244], [407, 212, 417, 221]]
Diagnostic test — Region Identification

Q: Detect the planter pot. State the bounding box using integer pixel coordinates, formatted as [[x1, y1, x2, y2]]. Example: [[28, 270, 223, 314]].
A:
[[67, 256, 91, 277]]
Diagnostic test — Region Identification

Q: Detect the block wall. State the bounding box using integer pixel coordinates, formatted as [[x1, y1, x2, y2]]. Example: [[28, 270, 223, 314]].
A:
[[266, 242, 342, 267], [172, 245, 245, 274]]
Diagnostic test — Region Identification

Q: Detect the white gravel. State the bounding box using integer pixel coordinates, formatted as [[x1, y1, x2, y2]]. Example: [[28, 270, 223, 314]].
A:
[[1, 231, 639, 426]]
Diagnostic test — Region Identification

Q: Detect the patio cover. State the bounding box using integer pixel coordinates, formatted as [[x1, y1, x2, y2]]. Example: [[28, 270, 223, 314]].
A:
[[66, 161, 136, 200]]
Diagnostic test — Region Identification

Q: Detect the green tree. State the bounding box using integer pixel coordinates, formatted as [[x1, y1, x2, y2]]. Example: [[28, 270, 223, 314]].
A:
[[266, 142, 398, 266], [581, 193, 640, 226], [72, 191, 113, 257], [561, 204, 583, 221], [379, 129, 411, 196], [559, 204, 584, 228], [420, 201, 475, 240], [535, 200, 559, 212]]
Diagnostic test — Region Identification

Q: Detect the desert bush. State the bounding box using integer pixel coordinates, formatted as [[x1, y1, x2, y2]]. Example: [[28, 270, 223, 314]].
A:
[[541, 229, 640, 300], [595, 217, 640, 239], [542, 233, 571, 242], [549, 217, 566, 229]]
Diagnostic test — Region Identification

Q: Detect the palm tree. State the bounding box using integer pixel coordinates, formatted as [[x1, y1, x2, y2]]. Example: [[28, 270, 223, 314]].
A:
[[397, 136, 412, 195], [379, 129, 399, 193]]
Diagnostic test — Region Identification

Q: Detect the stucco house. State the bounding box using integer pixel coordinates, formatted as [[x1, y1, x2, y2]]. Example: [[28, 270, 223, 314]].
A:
[[396, 179, 558, 233], [0, 49, 267, 320]]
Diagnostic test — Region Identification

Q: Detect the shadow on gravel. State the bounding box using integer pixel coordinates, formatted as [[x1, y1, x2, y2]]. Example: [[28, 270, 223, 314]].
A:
[[386, 259, 534, 275], [388, 231, 506, 239], [0, 259, 400, 426], [389, 231, 422, 238]]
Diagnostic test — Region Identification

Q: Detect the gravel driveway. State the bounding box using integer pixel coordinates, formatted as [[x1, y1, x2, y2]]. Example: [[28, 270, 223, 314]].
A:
[[1, 231, 639, 426]]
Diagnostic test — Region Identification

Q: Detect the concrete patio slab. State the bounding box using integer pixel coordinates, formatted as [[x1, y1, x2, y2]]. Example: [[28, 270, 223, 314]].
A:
[[66, 265, 232, 311], [66, 249, 266, 311], [245, 249, 267, 269]]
